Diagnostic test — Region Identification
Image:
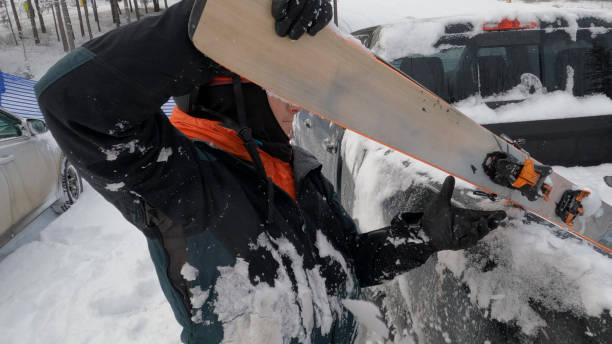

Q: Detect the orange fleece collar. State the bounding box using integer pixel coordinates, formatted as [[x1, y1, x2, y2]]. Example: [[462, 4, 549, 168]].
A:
[[170, 106, 296, 200]]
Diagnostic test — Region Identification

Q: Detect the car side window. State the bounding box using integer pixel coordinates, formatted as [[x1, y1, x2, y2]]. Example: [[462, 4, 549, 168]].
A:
[[0, 112, 22, 139]]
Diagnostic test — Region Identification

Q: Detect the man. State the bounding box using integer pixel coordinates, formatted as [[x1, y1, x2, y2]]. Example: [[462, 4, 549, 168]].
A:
[[35, 0, 505, 342]]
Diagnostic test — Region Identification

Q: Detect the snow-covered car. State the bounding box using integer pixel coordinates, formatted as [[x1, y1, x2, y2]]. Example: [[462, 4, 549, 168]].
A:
[[0, 108, 83, 248], [294, 8, 612, 344], [353, 10, 612, 167]]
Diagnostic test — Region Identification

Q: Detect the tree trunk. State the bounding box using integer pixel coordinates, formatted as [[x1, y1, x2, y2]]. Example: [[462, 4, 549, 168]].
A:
[[91, 0, 100, 31], [60, 0, 75, 50], [333, 0, 338, 26], [32, 0, 46, 33], [54, 0, 69, 51], [74, 0, 84, 37], [25, 0, 40, 44], [50, 4, 60, 41], [82, 0, 93, 40], [128, 0, 132, 13], [143, 0, 148, 14], [2, 0, 18, 45], [111, 0, 120, 27], [163, 0, 167, 9], [8, 0, 22, 39], [123, 0, 130, 23], [132, 0, 140, 20], [152, 0, 159, 12]]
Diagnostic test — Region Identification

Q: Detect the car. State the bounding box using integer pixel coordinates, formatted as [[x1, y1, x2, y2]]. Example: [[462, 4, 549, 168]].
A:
[[353, 11, 612, 167], [0, 107, 83, 248], [294, 9, 612, 344]]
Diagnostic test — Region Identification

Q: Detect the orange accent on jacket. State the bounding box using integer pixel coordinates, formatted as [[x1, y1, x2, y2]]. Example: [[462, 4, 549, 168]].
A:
[[207, 76, 251, 87], [170, 106, 296, 200]]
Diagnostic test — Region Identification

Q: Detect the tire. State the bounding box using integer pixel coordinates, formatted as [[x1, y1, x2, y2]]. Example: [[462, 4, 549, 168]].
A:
[[52, 159, 83, 214]]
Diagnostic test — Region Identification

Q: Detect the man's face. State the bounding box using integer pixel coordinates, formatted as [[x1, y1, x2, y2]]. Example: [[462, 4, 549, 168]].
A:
[[267, 93, 302, 138]]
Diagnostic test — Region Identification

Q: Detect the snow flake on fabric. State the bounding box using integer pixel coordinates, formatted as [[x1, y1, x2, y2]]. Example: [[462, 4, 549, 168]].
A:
[[213, 233, 350, 343], [213, 258, 302, 343], [315, 230, 354, 293], [156, 147, 173, 162], [99, 140, 147, 161], [341, 299, 389, 340], [104, 182, 124, 192], [180, 262, 199, 282]]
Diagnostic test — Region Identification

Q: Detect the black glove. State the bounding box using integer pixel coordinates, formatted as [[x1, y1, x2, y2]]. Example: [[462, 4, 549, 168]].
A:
[[271, 0, 333, 40], [397, 176, 506, 251]]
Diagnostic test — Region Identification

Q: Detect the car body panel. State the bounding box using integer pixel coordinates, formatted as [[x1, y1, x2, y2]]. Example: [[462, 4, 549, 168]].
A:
[[0, 108, 63, 247]]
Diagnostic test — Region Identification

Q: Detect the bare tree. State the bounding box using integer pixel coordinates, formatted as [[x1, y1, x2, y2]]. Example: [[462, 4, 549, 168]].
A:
[[152, 0, 158, 12], [8, 0, 23, 39], [143, 0, 148, 14], [82, 0, 92, 39], [60, 0, 75, 50], [123, 0, 130, 23], [25, 0, 40, 44], [333, 0, 338, 26], [50, 3, 60, 41], [91, 0, 100, 31], [132, 0, 140, 20], [74, 0, 84, 37], [110, 0, 120, 27], [33, 0, 46, 33], [53, 0, 68, 50], [2, 0, 18, 44]]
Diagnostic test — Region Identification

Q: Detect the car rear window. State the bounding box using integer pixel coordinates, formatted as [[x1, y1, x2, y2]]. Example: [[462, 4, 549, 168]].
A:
[[390, 24, 612, 105]]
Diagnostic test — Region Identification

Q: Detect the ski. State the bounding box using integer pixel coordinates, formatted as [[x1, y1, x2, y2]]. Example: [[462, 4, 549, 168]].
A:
[[188, 0, 612, 255]]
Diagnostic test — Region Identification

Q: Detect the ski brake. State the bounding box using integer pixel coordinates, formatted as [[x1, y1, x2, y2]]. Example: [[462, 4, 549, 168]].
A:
[[482, 152, 552, 201]]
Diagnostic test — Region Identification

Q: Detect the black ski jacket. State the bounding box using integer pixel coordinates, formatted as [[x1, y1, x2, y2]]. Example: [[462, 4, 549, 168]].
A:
[[35, 1, 435, 342]]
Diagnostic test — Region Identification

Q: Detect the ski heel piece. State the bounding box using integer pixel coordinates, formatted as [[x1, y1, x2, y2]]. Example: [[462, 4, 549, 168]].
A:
[[555, 190, 590, 226], [482, 152, 552, 201]]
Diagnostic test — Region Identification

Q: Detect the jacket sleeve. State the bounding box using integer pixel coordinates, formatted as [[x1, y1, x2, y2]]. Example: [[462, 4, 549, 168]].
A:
[[320, 177, 436, 288], [35, 0, 218, 234]]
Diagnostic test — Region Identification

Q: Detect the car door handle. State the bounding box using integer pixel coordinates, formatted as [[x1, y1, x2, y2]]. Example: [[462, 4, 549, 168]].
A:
[[0, 155, 15, 165]]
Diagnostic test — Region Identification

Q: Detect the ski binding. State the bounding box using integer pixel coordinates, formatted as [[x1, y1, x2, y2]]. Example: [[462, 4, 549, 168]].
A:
[[483, 152, 552, 201], [555, 190, 591, 226]]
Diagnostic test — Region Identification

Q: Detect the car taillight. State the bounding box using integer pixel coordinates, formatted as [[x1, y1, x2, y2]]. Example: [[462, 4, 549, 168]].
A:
[[482, 18, 538, 31]]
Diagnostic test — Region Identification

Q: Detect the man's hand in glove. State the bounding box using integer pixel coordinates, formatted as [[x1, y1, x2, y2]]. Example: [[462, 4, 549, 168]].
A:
[[271, 0, 334, 40], [396, 176, 506, 251]]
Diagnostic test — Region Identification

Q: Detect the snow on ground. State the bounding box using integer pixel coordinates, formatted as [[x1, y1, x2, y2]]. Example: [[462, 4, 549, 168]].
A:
[[0, 183, 182, 343]]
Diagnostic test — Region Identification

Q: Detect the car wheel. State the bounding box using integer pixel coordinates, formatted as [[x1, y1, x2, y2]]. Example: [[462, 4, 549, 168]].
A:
[[52, 159, 83, 214]]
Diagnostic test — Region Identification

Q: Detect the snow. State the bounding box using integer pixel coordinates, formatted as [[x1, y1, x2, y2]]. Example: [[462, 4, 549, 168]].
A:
[[342, 131, 612, 337], [436, 211, 612, 335], [341, 299, 389, 341], [105, 181, 125, 192], [156, 147, 173, 162], [339, 0, 612, 33], [0, 184, 181, 343], [554, 164, 612, 205], [456, 91, 612, 124], [180, 262, 199, 281], [1, 0, 612, 343]]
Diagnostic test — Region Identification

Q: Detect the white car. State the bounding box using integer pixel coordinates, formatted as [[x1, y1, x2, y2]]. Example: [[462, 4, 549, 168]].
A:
[[0, 108, 83, 248]]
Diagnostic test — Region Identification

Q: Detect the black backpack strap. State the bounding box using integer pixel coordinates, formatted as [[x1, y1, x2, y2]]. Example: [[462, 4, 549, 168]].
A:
[[231, 74, 275, 224]]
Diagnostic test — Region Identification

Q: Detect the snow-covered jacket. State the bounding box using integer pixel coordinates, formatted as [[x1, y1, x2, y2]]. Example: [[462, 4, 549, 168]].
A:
[[35, 1, 436, 342]]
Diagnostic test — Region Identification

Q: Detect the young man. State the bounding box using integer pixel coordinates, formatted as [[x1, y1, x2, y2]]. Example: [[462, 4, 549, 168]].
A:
[[36, 0, 505, 342]]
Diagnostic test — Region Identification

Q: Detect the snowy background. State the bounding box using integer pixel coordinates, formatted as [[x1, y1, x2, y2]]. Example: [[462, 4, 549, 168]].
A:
[[1, 0, 612, 343]]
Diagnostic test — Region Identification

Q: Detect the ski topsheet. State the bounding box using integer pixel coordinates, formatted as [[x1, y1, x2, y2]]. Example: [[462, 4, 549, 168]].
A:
[[189, 0, 612, 254]]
